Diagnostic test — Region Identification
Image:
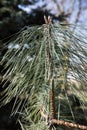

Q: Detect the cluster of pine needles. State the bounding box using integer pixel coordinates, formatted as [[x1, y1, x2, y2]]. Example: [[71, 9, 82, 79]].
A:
[[0, 17, 87, 130]]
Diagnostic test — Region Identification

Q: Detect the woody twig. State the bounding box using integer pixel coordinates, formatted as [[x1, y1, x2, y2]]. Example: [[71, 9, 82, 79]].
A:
[[40, 107, 87, 130]]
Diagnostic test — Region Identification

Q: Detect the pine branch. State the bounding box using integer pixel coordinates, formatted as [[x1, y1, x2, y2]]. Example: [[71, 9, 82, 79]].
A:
[[74, 0, 81, 24], [1, 18, 87, 130], [52, 0, 63, 15], [52, 119, 87, 130], [40, 107, 87, 130], [44, 16, 56, 119]]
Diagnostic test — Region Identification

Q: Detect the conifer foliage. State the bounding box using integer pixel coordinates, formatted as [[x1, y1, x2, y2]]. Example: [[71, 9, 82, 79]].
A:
[[0, 17, 87, 130]]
